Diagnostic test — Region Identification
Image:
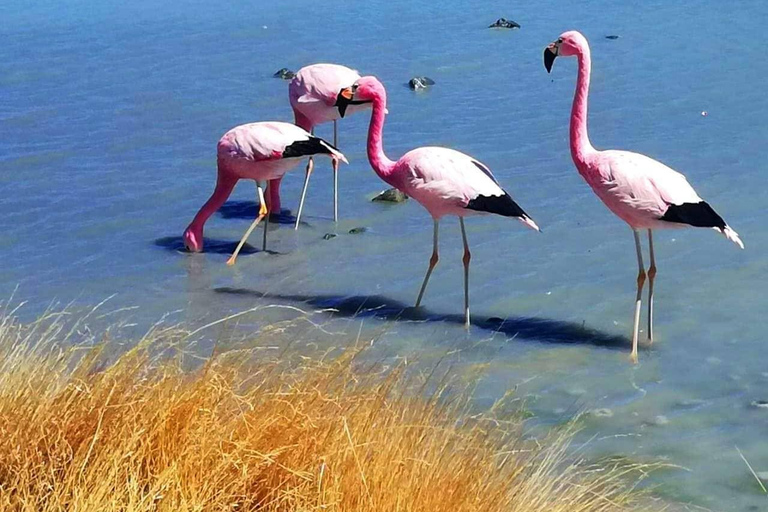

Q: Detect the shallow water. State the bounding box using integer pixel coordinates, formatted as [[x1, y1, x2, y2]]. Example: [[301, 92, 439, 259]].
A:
[[2, 0, 767, 509]]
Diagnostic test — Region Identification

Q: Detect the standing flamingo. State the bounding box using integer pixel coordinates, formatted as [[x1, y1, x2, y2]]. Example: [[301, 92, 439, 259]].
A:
[[183, 122, 346, 265], [341, 76, 540, 328], [271, 63, 371, 229], [544, 30, 744, 363]]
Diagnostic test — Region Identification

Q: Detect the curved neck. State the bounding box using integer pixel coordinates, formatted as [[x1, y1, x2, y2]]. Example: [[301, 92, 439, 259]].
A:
[[187, 163, 238, 232], [570, 47, 595, 164], [293, 109, 313, 133], [366, 98, 396, 181]]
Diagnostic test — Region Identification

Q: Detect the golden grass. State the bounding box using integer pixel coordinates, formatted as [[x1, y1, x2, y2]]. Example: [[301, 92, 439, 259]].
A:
[[0, 305, 665, 512]]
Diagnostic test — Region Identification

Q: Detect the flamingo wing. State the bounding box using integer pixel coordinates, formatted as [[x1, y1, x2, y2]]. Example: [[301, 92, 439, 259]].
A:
[[400, 147, 539, 229], [400, 147, 501, 202], [598, 150, 742, 247], [600, 150, 703, 218], [220, 122, 346, 163]]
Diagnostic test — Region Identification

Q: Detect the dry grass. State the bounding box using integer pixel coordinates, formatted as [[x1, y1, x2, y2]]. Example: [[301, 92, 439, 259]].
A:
[[0, 304, 666, 512]]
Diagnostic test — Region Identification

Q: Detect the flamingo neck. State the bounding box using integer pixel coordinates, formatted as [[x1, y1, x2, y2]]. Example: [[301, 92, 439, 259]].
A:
[[187, 162, 238, 234], [293, 108, 314, 133], [570, 46, 595, 166], [366, 98, 396, 183]]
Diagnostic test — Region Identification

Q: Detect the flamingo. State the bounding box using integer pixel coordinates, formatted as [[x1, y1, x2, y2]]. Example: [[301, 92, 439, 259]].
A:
[[342, 76, 540, 328], [183, 122, 347, 265], [270, 63, 371, 229], [543, 30, 744, 363]]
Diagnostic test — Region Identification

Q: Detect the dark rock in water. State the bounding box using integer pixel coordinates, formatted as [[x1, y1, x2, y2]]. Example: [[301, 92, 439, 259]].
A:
[[372, 188, 408, 203], [273, 68, 295, 80], [488, 18, 520, 29], [751, 400, 768, 409], [408, 76, 435, 90], [348, 227, 368, 235], [605, 35, 620, 40], [322, 233, 337, 240]]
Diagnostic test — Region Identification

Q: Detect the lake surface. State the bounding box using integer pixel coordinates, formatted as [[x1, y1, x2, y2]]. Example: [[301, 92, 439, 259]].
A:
[[2, 0, 767, 508]]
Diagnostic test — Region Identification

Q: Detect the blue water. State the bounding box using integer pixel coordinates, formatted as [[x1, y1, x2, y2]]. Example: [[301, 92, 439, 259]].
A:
[[2, 0, 767, 508]]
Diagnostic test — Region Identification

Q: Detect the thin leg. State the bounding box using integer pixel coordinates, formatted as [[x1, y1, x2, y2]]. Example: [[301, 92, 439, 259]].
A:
[[267, 177, 282, 215], [227, 182, 267, 266], [294, 157, 314, 230], [459, 218, 471, 329], [262, 181, 270, 251], [647, 230, 657, 344], [630, 230, 646, 364], [333, 120, 339, 222], [415, 220, 439, 308]]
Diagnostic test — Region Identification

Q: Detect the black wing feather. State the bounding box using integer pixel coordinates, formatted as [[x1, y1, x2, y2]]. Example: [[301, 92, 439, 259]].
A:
[[282, 137, 338, 159], [660, 201, 726, 229], [465, 192, 530, 219]]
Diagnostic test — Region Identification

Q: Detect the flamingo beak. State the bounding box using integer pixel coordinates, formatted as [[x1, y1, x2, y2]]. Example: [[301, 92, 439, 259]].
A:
[[336, 87, 355, 118], [336, 84, 373, 118], [544, 42, 558, 73]]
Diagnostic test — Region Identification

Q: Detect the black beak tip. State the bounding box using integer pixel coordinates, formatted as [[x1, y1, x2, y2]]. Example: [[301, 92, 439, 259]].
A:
[[544, 48, 556, 74], [335, 90, 350, 118]]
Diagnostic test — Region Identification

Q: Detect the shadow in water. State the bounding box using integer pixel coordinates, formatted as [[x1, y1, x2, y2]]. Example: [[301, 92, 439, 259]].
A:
[[154, 236, 259, 255], [218, 201, 306, 226], [214, 287, 631, 350]]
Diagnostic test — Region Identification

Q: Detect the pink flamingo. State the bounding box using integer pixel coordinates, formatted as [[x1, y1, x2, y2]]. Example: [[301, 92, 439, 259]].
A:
[[544, 31, 744, 362], [341, 76, 540, 328], [275, 63, 372, 229], [183, 122, 346, 265]]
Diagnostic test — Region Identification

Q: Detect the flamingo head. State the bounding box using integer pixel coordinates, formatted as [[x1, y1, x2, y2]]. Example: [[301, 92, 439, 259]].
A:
[[339, 76, 387, 116], [183, 226, 203, 252], [544, 30, 588, 72]]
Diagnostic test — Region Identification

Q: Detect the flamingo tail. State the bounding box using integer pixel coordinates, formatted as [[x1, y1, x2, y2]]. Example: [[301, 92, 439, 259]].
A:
[[719, 225, 744, 249]]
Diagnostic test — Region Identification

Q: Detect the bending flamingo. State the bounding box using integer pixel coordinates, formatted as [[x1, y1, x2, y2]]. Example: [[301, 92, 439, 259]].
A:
[[183, 122, 346, 265], [544, 30, 743, 363], [277, 63, 371, 229], [342, 76, 540, 328]]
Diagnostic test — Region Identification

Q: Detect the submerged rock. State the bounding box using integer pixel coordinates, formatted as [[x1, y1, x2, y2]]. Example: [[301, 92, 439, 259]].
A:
[[590, 408, 614, 418], [605, 35, 620, 40], [322, 233, 337, 240], [372, 188, 408, 203], [408, 76, 435, 90], [488, 18, 520, 29], [348, 227, 368, 235], [273, 68, 295, 80]]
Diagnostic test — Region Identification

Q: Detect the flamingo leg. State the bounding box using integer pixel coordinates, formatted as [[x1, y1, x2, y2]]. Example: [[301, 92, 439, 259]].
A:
[[294, 157, 314, 230], [227, 182, 267, 266], [333, 120, 339, 223], [459, 218, 471, 329], [415, 219, 439, 308], [647, 229, 657, 344], [262, 181, 270, 251], [630, 230, 647, 364]]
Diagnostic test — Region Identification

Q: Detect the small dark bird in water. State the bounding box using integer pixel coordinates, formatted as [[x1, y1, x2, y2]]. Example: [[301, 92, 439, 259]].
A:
[[605, 35, 620, 40], [273, 68, 296, 80], [489, 18, 520, 29], [408, 77, 435, 90]]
